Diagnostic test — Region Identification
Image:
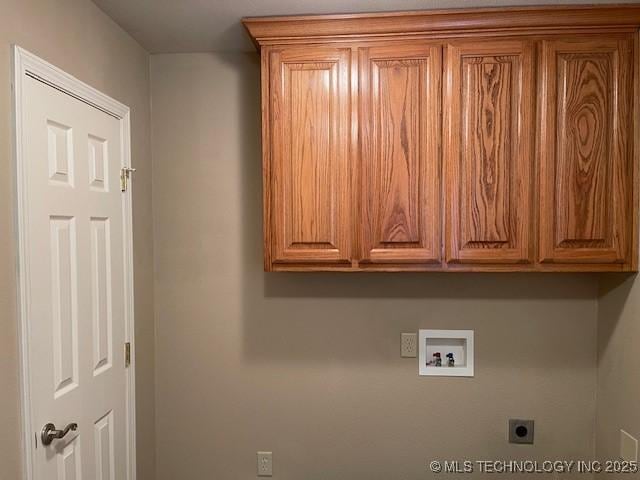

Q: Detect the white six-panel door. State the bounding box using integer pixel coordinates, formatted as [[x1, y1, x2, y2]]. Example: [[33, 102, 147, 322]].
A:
[[16, 49, 134, 480]]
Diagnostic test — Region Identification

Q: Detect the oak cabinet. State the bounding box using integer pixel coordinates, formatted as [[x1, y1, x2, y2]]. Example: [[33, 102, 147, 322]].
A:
[[244, 6, 640, 272], [444, 40, 535, 265], [266, 47, 353, 268], [539, 36, 634, 266], [359, 44, 442, 266]]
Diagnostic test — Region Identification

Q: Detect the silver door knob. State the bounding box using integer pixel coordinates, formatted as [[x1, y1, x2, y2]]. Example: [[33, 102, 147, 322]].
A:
[[41, 422, 78, 446]]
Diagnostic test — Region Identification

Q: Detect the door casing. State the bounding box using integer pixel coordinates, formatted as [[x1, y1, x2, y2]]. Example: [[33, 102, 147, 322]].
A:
[[12, 45, 137, 480]]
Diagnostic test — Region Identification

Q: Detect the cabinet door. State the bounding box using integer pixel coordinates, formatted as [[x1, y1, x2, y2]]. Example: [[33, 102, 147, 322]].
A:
[[359, 44, 442, 265], [444, 40, 534, 264], [539, 36, 633, 265], [267, 47, 352, 268]]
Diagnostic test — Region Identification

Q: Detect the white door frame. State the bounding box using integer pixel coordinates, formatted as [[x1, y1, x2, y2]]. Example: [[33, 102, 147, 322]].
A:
[[12, 46, 137, 480]]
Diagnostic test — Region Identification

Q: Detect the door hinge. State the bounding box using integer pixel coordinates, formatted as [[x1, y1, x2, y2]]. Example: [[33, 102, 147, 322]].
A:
[[120, 167, 136, 192], [125, 342, 131, 367]]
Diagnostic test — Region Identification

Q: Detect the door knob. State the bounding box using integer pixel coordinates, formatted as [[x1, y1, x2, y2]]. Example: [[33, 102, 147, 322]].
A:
[[41, 422, 78, 446]]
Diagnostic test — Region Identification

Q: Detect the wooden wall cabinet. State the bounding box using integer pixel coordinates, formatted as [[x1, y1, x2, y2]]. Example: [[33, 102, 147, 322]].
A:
[[359, 43, 442, 267], [244, 6, 640, 272], [445, 40, 535, 265], [266, 47, 353, 268], [539, 36, 634, 266]]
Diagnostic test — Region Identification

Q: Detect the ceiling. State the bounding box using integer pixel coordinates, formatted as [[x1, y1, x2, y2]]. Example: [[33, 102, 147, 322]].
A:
[[92, 0, 640, 53]]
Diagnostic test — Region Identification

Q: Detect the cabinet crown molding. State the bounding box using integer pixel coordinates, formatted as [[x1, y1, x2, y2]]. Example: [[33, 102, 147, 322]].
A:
[[243, 5, 640, 48]]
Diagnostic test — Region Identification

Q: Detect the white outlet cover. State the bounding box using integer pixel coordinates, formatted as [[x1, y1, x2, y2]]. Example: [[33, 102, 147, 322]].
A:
[[257, 452, 273, 477], [401, 333, 417, 358], [620, 430, 638, 462]]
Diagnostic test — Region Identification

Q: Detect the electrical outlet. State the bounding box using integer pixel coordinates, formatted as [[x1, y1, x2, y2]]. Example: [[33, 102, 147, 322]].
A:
[[401, 333, 417, 358], [509, 419, 534, 444], [257, 452, 273, 477], [620, 430, 638, 461]]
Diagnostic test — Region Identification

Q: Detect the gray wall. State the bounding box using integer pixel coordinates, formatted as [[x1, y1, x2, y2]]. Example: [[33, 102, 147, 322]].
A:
[[150, 52, 600, 479], [0, 0, 155, 478], [596, 274, 640, 477]]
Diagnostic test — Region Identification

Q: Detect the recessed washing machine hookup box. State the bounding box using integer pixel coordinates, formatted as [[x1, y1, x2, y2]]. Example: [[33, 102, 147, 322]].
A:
[[418, 329, 474, 377]]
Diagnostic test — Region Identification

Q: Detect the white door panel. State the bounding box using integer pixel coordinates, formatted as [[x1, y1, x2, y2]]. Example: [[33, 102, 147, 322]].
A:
[[23, 75, 128, 480]]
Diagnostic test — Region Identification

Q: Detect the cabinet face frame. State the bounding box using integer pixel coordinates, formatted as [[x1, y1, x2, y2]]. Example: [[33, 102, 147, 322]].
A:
[[358, 43, 442, 266], [538, 34, 635, 266], [444, 39, 535, 265], [265, 45, 353, 269]]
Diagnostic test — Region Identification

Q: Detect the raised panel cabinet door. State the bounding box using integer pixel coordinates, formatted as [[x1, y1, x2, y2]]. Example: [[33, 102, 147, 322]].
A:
[[267, 47, 352, 268], [444, 40, 535, 264], [359, 44, 442, 265], [539, 36, 634, 265]]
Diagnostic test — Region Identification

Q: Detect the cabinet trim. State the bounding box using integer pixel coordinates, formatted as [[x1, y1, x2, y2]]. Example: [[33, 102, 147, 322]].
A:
[[244, 5, 640, 49]]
